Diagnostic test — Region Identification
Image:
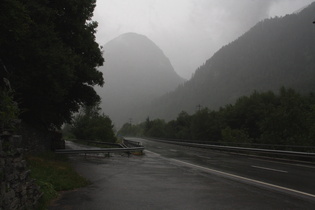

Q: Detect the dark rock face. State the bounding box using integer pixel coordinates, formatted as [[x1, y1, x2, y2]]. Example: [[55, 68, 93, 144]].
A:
[[0, 134, 42, 209]]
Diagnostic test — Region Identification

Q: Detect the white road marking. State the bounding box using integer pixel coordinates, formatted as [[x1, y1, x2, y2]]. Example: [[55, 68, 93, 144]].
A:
[[251, 165, 288, 173], [196, 155, 212, 159], [169, 158, 315, 199], [248, 158, 315, 169], [145, 150, 161, 156], [145, 148, 315, 199]]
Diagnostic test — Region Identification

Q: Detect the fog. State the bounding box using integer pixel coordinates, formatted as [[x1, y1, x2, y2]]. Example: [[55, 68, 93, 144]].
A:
[[93, 0, 314, 79]]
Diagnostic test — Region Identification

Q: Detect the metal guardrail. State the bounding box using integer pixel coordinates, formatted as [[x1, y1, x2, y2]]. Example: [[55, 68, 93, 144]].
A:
[[123, 138, 142, 147], [147, 138, 315, 160], [55, 139, 144, 156], [69, 139, 122, 147], [55, 147, 144, 154], [145, 137, 315, 152]]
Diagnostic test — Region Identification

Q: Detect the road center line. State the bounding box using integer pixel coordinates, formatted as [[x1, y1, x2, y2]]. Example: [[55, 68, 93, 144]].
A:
[[145, 150, 161, 156], [169, 158, 315, 200], [251, 165, 288, 173], [248, 158, 315, 169], [196, 155, 212, 159]]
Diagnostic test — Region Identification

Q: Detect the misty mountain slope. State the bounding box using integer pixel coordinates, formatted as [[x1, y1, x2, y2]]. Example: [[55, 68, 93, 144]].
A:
[[147, 2, 315, 120], [96, 33, 185, 128]]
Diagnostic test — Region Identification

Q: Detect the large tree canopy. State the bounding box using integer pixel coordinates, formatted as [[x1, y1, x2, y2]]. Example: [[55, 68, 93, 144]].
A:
[[0, 0, 104, 129]]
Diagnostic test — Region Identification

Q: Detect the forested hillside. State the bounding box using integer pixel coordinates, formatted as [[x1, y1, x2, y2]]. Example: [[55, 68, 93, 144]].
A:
[[145, 2, 315, 121], [119, 88, 315, 148]]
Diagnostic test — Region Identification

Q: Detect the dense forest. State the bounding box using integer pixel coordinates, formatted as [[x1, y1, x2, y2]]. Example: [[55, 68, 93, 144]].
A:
[[144, 2, 315, 121], [118, 88, 315, 148]]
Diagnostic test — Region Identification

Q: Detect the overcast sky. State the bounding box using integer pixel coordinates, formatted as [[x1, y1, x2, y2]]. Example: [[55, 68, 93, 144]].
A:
[[93, 0, 314, 79]]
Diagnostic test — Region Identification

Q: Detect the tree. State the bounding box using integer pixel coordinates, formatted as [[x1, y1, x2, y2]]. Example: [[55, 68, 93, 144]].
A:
[[144, 117, 152, 135], [259, 88, 310, 145], [145, 119, 166, 138], [191, 108, 210, 141], [117, 123, 144, 137], [70, 104, 116, 143], [221, 127, 251, 145], [188, 108, 222, 142], [175, 111, 192, 139], [0, 0, 104, 129]]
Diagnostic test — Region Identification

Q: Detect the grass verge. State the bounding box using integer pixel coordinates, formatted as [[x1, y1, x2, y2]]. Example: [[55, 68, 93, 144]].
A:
[[26, 152, 90, 209]]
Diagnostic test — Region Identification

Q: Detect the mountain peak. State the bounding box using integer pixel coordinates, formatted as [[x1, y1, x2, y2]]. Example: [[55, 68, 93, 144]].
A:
[[108, 32, 151, 46], [96, 32, 185, 128], [115, 32, 148, 39]]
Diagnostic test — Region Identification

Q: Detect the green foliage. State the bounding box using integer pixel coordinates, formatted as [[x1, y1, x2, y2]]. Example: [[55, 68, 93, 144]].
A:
[[119, 88, 315, 147], [27, 152, 89, 209], [221, 127, 252, 144], [69, 104, 116, 142], [36, 181, 58, 210], [144, 119, 167, 138], [117, 123, 144, 137], [0, 0, 104, 129], [258, 88, 311, 145], [61, 123, 76, 140], [174, 111, 192, 139], [0, 88, 20, 131]]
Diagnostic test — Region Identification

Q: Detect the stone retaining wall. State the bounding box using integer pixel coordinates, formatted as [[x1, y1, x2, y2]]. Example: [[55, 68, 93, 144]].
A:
[[0, 134, 42, 210]]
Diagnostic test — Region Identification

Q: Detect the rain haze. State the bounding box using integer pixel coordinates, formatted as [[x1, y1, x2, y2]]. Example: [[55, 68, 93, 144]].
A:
[[93, 0, 314, 79]]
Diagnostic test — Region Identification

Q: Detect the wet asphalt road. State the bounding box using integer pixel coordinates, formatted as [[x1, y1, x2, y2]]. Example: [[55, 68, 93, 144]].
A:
[[130, 138, 315, 196], [49, 139, 315, 210]]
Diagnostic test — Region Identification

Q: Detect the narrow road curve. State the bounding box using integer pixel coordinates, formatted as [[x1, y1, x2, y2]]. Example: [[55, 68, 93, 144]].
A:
[[49, 140, 315, 210]]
